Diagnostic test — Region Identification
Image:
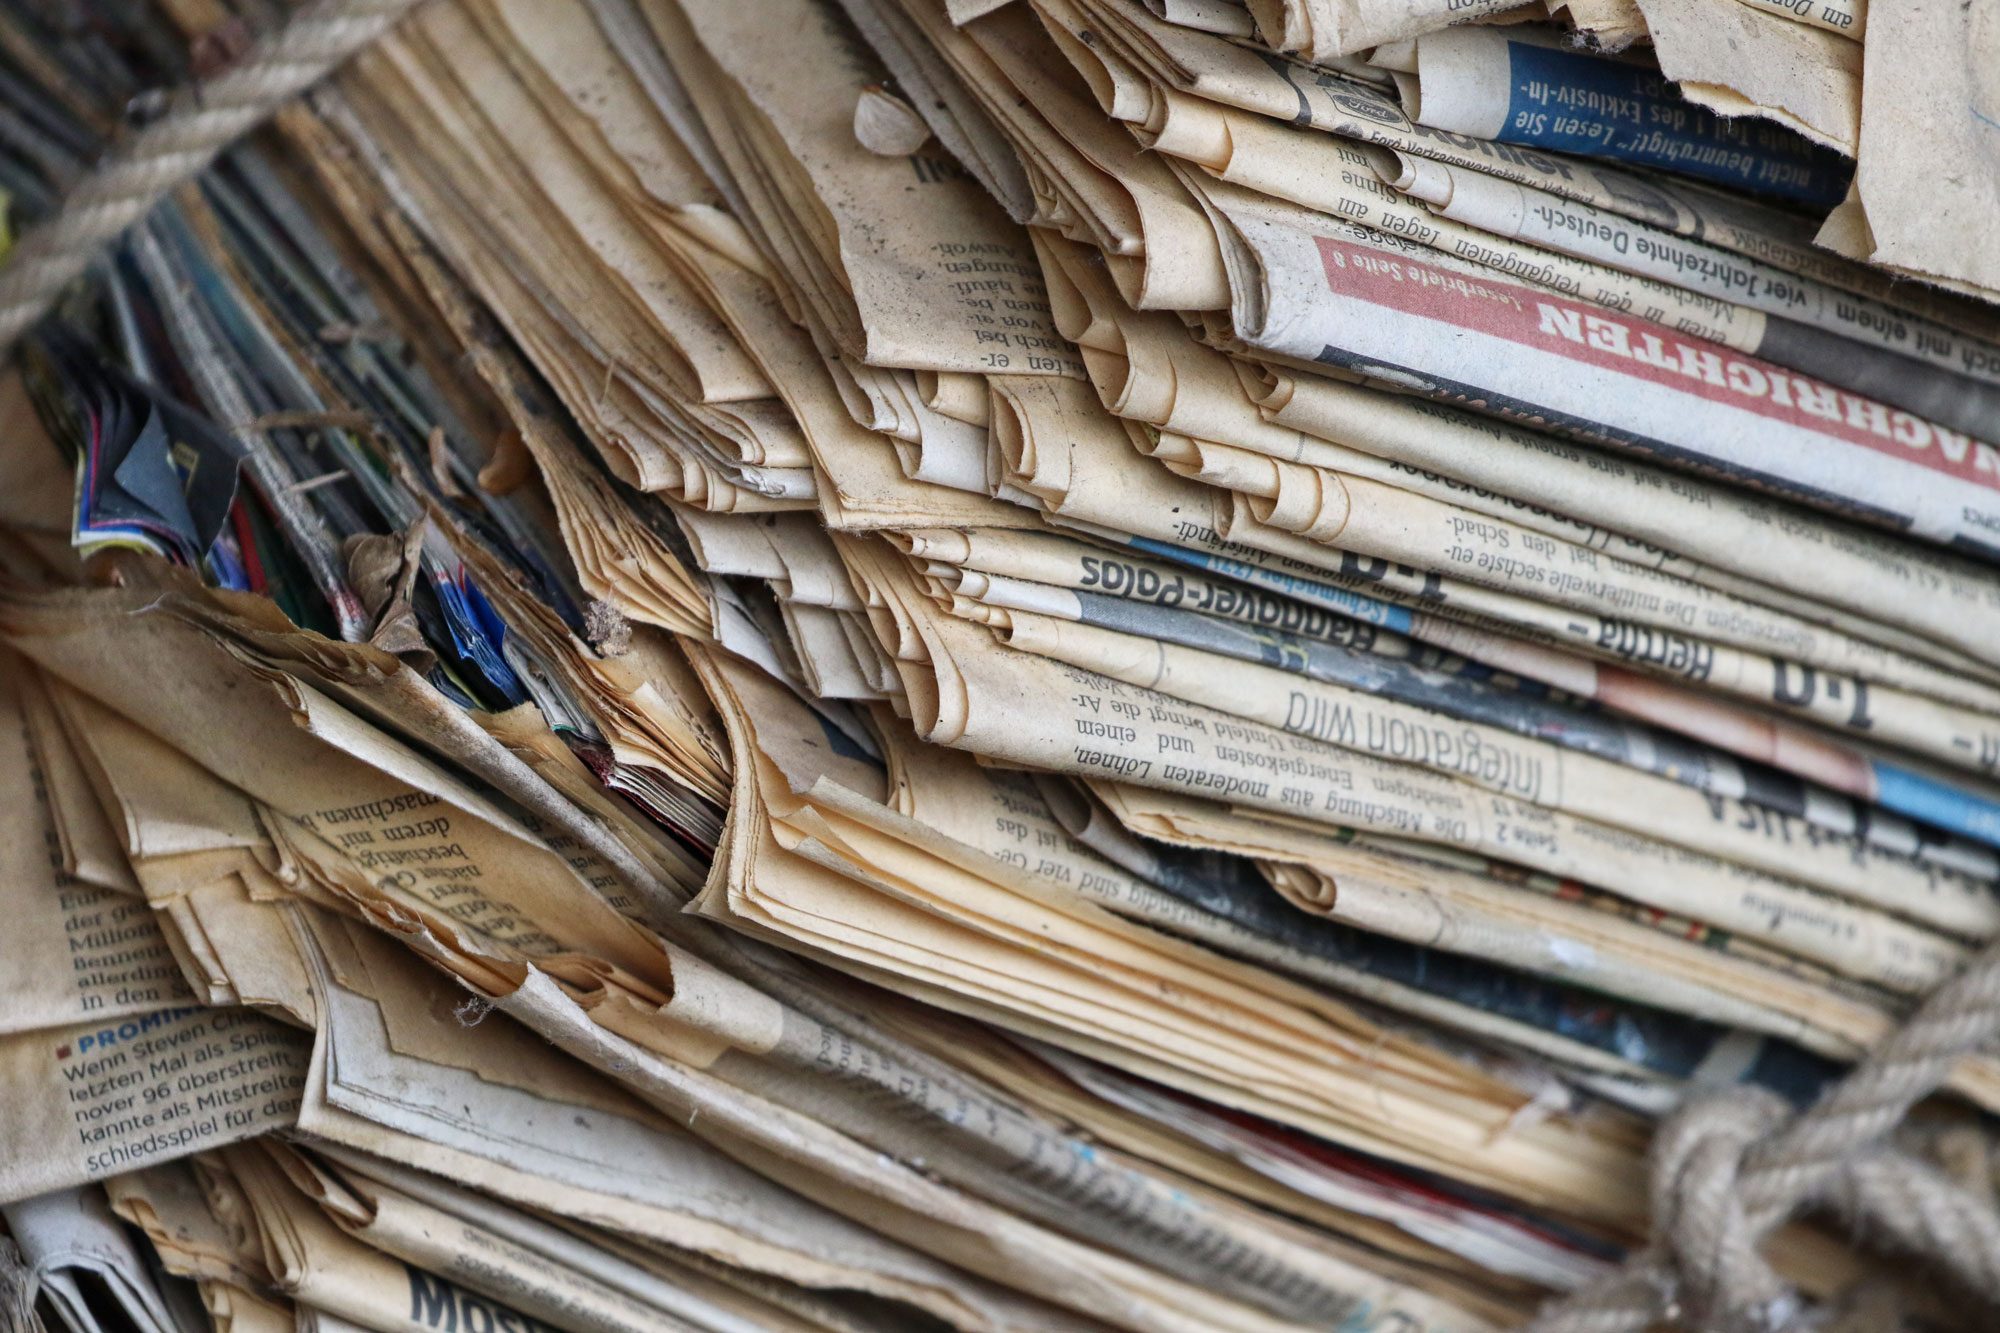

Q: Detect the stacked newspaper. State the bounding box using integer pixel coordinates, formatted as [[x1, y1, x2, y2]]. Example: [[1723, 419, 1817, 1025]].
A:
[[2, 0, 1999, 1328]]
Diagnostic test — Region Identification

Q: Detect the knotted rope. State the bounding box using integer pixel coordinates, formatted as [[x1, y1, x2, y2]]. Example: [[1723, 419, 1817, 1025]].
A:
[[0, 0, 426, 355], [1529, 933, 2000, 1332]]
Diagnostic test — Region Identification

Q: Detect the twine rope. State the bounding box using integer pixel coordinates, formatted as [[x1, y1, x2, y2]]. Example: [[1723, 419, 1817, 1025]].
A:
[[1529, 933, 2000, 1332], [0, 0, 425, 354]]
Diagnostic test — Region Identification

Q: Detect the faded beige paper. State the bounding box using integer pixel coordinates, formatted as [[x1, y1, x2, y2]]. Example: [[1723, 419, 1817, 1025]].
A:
[[0, 1006, 308, 1201], [1634, 0, 1859, 153], [1819, 0, 2000, 300]]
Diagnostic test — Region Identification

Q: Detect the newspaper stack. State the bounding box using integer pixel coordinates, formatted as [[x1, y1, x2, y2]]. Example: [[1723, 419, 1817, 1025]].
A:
[[2, 0, 1999, 1329]]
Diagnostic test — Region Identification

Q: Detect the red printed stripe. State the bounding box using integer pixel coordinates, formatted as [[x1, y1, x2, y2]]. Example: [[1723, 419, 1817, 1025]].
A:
[[1312, 234, 2000, 494]]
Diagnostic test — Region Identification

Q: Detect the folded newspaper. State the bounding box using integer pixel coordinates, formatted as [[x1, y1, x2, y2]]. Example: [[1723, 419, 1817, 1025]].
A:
[[0, 0, 1997, 1330]]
